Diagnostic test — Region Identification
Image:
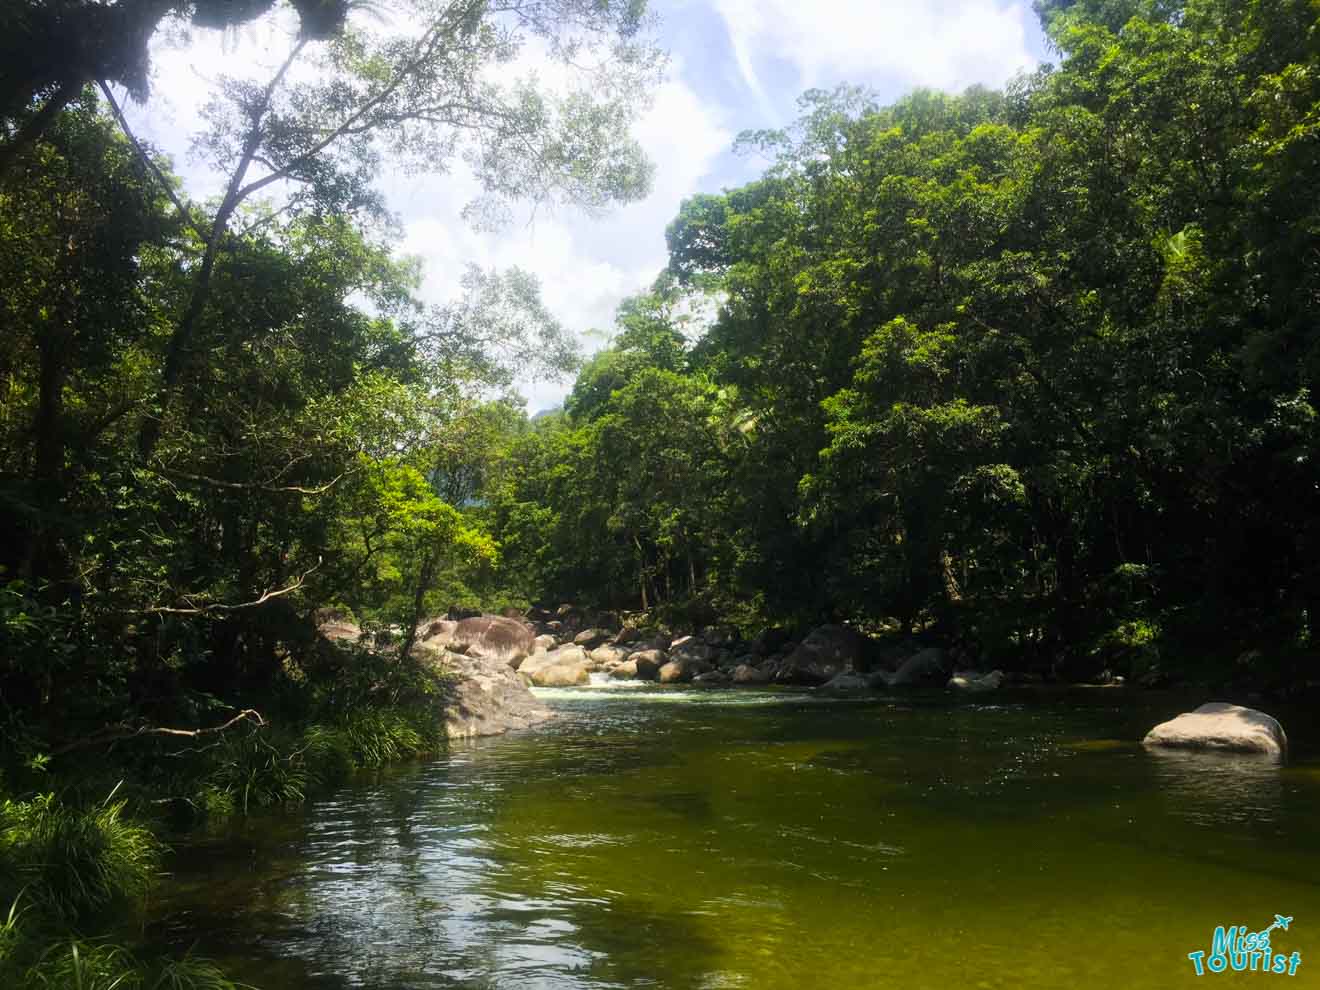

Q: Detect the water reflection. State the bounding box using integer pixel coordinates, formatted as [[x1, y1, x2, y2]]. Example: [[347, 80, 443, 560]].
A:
[[1144, 746, 1284, 826], [150, 689, 1320, 990]]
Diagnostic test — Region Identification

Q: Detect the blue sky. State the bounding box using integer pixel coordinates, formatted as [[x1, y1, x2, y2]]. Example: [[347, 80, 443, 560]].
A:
[[126, 1, 1054, 411]]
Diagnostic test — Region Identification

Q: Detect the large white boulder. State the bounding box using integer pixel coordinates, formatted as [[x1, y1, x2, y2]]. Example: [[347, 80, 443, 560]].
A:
[[1142, 702, 1288, 759]]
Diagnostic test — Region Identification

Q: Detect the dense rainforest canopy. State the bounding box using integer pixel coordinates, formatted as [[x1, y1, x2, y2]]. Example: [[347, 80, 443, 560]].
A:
[[2, 0, 1318, 751], [482, 0, 1320, 690]]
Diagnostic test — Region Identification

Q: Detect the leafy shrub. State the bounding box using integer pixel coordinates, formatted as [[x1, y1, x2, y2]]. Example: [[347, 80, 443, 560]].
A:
[[0, 790, 159, 925]]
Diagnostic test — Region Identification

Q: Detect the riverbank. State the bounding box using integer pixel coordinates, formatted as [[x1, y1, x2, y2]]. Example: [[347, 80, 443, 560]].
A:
[[3, 604, 1308, 988]]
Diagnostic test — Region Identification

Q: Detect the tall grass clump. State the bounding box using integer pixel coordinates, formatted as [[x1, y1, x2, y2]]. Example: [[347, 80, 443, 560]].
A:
[[21, 939, 250, 990], [0, 788, 159, 925], [338, 709, 426, 768]]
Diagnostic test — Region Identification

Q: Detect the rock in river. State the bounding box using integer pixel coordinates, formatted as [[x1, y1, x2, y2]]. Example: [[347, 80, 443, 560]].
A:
[[871, 647, 947, 687], [821, 672, 871, 693], [658, 657, 712, 683], [775, 623, 867, 684], [414, 644, 553, 740], [732, 663, 770, 685], [517, 645, 589, 686], [612, 650, 663, 681], [947, 669, 1004, 693], [1142, 702, 1288, 759]]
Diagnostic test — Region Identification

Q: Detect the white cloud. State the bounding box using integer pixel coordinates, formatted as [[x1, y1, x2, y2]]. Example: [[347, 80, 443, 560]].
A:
[[397, 53, 732, 411], [120, 18, 731, 415], [714, 0, 1037, 113]]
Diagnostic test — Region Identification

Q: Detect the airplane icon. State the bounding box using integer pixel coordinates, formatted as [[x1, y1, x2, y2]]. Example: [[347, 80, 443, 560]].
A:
[[1262, 915, 1293, 935]]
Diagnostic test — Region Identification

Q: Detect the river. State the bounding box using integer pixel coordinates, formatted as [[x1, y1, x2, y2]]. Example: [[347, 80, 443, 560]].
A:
[[147, 684, 1320, 988]]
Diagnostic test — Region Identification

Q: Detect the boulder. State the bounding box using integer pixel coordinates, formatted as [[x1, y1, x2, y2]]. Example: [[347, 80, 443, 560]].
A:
[[871, 647, 947, 687], [319, 618, 365, 643], [775, 624, 867, 684], [590, 644, 632, 666], [517, 644, 587, 680], [731, 663, 771, 685], [693, 669, 731, 685], [554, 605, 585, 634], [412, 644, 553, 740], [821, 672, 871, 693], [947, 669, 1005, 693], [1142, 703, 1288, 759], [670, 638, 717, 663], [658, 658, 712, 683], [574, 627, 610, 649], [531, 634, 557, 654], [627, 649, 664, 681], [700, 625, 738, 648], [420, 617, 457, 643], [613, 625, 643, 645], [530, 661, 591, 687], [447, 615, 535, 668]]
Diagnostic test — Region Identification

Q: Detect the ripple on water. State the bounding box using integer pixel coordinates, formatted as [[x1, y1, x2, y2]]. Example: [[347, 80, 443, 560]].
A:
[[149, 691, 1320, 990]]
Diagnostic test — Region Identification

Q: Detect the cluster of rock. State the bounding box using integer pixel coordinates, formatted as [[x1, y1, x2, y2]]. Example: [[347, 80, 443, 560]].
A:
[[318, 613, 555, 741], [319, 609, 1293, 763], [316, 606, 1024, 741], [498, 607, 1014, 695]]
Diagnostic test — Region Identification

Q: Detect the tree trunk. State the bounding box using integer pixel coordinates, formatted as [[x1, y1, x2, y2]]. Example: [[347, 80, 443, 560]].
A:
[[399, 547, 439, 661]]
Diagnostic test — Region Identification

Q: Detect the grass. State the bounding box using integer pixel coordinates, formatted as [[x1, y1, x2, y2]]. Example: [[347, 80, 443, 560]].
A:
[[1, 695, 446, 990]]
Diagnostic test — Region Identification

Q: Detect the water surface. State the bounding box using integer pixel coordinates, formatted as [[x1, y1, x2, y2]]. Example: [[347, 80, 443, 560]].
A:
[[150, 686, 1320, 988]]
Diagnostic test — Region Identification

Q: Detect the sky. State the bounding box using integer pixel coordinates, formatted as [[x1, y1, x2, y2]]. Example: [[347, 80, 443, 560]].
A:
[[124, 1, 1053, 413]]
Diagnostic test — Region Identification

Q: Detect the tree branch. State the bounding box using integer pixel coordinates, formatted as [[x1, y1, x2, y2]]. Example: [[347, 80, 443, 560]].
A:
[[155, 466, 349, 495], [233, 7, 477, 203], [98, 80, 205, 242], [52, 709, 266, 756], [138, 559, 322, 615]]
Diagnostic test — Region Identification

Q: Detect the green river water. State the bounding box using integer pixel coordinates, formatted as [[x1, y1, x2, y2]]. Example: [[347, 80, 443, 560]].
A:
[[148, 685, 1320, 989]]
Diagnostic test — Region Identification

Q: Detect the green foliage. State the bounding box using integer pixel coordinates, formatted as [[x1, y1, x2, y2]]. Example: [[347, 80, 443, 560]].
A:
[[17, 938, 249, 990], [0, 790, 160, 926], [483, 1, 1320, 677]]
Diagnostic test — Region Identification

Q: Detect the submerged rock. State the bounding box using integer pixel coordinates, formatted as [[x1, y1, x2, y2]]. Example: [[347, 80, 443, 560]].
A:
[[947, 669, 1005, 693], [693, 669, 731, 685], [1143, 702, 1288, 759], [821, 672, 871, 693]]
